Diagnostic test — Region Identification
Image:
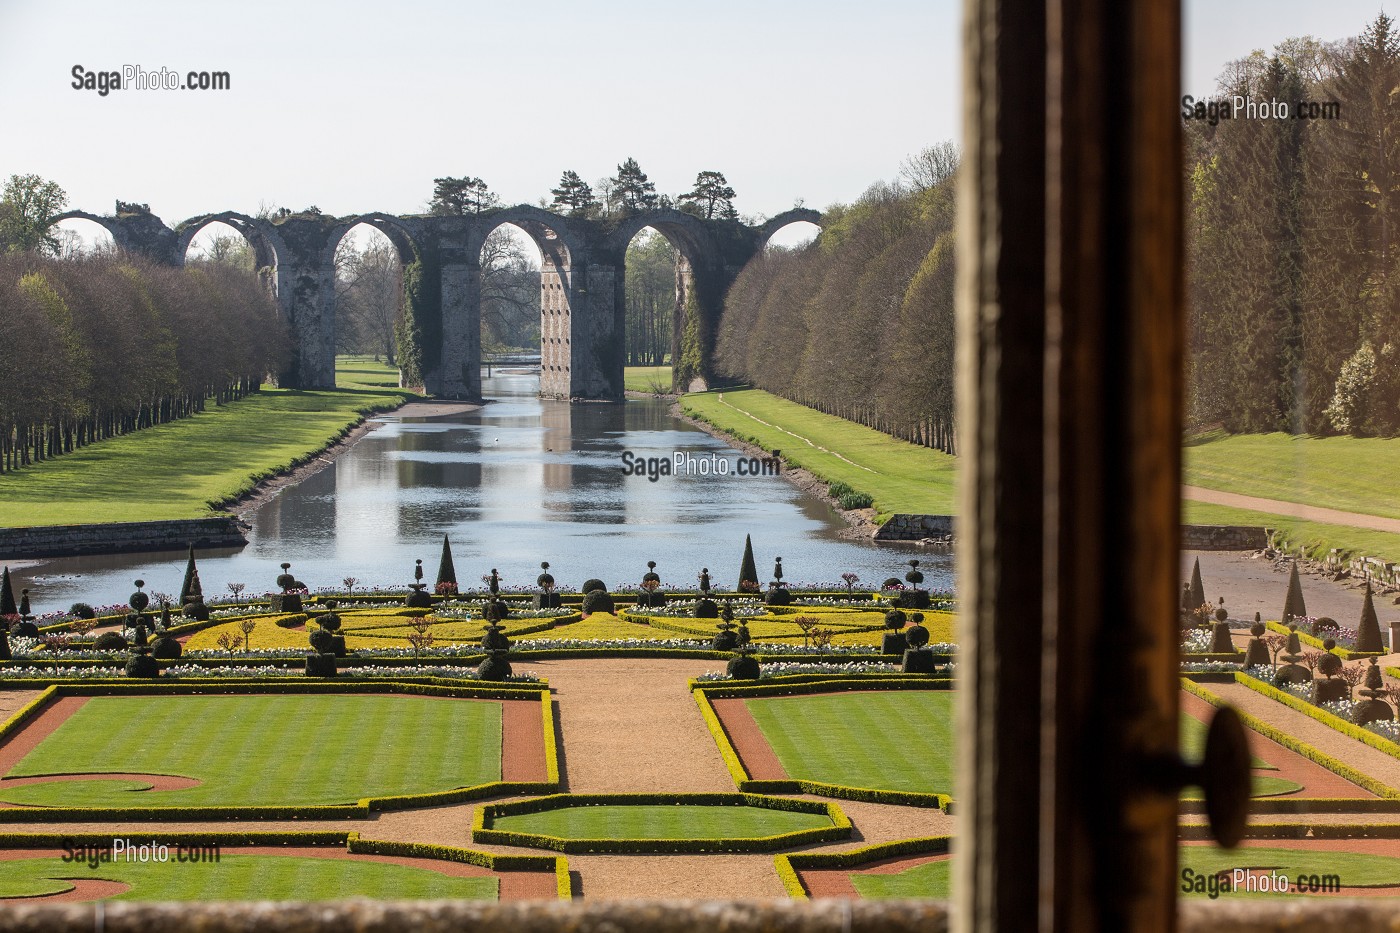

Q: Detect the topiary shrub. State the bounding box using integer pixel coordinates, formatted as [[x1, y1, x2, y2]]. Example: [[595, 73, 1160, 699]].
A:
[[581, 579, 607, 595], [274, 615, 306, 628], [69, 603, 96, 620], [150, 635, 182, 659], [10, 621, 39, 638], [581, 590, 615, 615], [693, 599, 719, 619], [726, 655, 760, 679], [305, 653, 337, 677], [182, 600, 210, 621], [309, 629, 335, 654], [765, 587, 792, 607], [94, 631, 129, 651], [533, 592, 562, 609], [895, 590, 932, 610], [123, 652, 160, 678], [884, 610, 908, 629], [881, 577, 903, 590], [477, 653, 512, 681]]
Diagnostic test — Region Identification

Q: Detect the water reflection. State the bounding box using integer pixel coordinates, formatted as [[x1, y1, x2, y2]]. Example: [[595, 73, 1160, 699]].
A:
[[10, 373, 952, 608]]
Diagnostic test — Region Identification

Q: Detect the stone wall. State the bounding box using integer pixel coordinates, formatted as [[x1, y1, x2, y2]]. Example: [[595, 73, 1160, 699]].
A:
[[0, 518, 246, 559], [1180, 525, 1270, 551], [875, 514, 955, 541]]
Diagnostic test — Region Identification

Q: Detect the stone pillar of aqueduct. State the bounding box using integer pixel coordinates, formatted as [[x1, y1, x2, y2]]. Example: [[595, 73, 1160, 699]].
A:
[[49, 204, 821, 401]]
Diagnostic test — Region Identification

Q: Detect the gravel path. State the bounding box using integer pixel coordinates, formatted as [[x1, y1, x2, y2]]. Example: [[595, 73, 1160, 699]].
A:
[[1182, 486, 1400, 534]]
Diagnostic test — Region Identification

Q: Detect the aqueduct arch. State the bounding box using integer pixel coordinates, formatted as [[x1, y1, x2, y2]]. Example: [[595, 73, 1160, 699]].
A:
[[48, 201, 821, 399]]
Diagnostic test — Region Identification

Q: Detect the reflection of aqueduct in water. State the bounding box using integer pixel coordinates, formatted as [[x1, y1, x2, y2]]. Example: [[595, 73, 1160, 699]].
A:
[[52, 204, 821, 401]]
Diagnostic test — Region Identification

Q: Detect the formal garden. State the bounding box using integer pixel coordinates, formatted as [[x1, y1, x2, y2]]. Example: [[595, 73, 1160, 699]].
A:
[[3, 540, 1400, 901]]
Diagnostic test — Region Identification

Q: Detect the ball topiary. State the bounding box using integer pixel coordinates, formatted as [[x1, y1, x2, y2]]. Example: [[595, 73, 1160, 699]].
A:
[[906, 615, 930, 649], [693, 599, 719, 619], [764, 587, 792, 607], [882, 577, 903, 590], [123, 652, 160, 678], [182, 600, 209, 621], [309, 629, 335, 654], [150, 635, 182, 659], [128, 580, 149, 613], [477, 653, 513, 681], [1318, 653, 1343, 678], [581, 579, 607, 595], [69, 603, 96, 620], [581, 590, 615, 615], [726, 655, 760, 679], [276, 563, 297, 591], [884, 609, 908, 630], [94, 631, 129, 651]]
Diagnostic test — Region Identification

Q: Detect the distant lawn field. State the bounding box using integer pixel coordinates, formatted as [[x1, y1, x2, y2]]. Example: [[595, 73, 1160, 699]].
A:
[[489, 803, 832, 841], [0, 853, 497, 901], [681, 390, 956, 518], [0, 357, 416, 527], [0, 694, 501, 808], [743, 691, 955, 794], [625, 365, 673, 394]]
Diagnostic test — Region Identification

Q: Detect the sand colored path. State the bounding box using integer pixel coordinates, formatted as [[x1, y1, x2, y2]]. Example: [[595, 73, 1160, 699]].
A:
[[1183, 485, 1400, 534]]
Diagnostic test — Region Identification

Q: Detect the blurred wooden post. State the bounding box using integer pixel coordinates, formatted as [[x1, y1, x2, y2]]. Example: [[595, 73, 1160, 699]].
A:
[[955, 0, 1184, 930]]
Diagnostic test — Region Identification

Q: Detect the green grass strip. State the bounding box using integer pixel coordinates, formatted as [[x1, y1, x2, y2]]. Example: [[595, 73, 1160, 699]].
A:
[[0, 357, 416, 526], [776, 836, 952, 899], [680, 388, 956, 520]]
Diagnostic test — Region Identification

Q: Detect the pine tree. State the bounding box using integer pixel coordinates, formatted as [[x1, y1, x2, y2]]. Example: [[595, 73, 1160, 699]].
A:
[[609, 158, 658, 213], [429, 176, 499, 215], [436, 534, 458, 587], [550, 170, 597, 215], [679, 171, 737, 220], [738, 535, 758, 590]]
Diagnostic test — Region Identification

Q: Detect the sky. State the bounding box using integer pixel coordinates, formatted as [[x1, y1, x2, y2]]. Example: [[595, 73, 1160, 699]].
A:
[[0, 0, 1391, 238]]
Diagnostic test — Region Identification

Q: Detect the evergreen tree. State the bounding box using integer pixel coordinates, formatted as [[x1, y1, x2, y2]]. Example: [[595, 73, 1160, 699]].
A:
[[678, 171, 737, 220], [429, 176, 499, 215], [609, 159, 658, 213], [1283, 561, 1307, 624], [1188, 557, 1206, 613], [550, 170, 598, 215], [1357, 578, 1384, 651]]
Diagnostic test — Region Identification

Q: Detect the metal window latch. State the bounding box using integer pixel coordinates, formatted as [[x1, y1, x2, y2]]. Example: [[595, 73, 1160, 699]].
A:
[[1146, 705, 1251, 848]]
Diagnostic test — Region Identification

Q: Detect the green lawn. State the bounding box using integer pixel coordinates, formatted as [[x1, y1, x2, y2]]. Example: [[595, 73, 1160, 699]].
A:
[[490, 803, 831, 840], [1179, 714, 1299, 799], [625, 365, 673, 393], [0, 695, 502, 808], [0, 357, 415, 527], [743, 692, 955, 794], [681, 390, 956, 518], [0, 853, 497, 901], [851, 857, 952, 899]]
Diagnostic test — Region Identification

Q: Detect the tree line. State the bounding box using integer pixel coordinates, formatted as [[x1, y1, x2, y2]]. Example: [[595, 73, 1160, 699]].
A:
[[1186, 13, 1400, 436], [0, 251, 288, 472], [713, 146, 959, 453]]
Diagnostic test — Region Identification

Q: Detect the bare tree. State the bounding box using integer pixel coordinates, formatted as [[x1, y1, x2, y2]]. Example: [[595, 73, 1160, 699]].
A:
[[899, 141, 961, 191]]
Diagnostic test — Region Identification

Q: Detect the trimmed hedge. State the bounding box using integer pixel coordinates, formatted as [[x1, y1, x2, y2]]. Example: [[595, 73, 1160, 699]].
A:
[[1263, 620, 1385, 660], [345, 837, 570, 898], [1178, 822, 1400, 840], [775, 836, 953, 898], [697, 675, 950, 700], [1180, 677, 1400, 800], [472, 793, 850, 854]]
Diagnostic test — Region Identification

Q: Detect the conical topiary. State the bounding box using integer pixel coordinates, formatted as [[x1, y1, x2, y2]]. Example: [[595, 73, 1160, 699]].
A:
[[436, 535, 458, 588], [738, 535, 758, 591], [0, 567, 15, 617], [1357, 578, 1384, 653], [1188, 557, 1205, 614], [180, 544, 203, 605], [1283, 561, 1306, 624]]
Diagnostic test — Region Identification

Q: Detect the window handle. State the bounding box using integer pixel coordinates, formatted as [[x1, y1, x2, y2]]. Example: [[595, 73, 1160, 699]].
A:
[[1147, 705, 1251, 847]]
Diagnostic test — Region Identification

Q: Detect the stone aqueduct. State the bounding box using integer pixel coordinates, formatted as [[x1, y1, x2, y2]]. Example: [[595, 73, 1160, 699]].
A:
[[52, 204, 822, 400]]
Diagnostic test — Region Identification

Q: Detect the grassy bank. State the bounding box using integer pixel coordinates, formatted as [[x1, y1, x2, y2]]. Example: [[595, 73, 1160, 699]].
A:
[[624, 365, 673, 394], [680, 389, 956, 519], [0, 357, 416, 527]]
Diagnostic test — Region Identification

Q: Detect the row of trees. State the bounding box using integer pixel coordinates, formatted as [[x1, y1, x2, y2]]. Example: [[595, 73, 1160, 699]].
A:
[[1187, 14, 1400, 436], [430, 160, 741, 222], [0, 252, 288, 472], [714, 148, 959, 453]]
